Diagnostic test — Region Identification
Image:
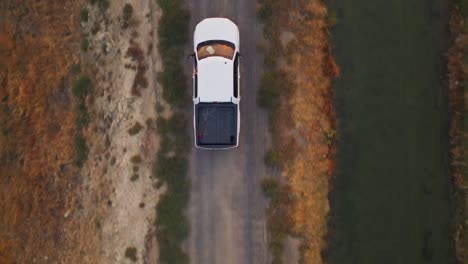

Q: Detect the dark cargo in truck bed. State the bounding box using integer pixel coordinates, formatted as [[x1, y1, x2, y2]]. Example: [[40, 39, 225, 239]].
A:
[[195, 102, 238, 148]]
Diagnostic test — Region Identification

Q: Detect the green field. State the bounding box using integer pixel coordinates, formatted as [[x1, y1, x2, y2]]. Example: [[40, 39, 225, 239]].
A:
[[327, 0, 456, 263]]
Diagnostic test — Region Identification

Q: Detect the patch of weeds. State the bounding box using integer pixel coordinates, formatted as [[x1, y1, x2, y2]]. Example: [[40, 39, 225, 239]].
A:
[[91, 23, 100, 35], [156, 114, 183, 135], [80, 8, 89, 23], [74, 135, 88, 167], [110, 156, 116, 166], [72, 75, 93, 98], [261, 178, 293, 263], [122, 3, 134, 29], [264, 149, 282, 168], [88, 0, 109, 11], [107, 200, 112, 207], [261, 178, 281, 200], [128, 121, 144, 135], [130, 154, 142, 164], [105, 134, 111, 148], [153, 180, 164, 189], [75, 101, 90, 128], [258, 71, 291, 112], [130, 174, 139, 181], [70, 64, 81, 75], [80, 38, 89, 52], [153, 1, 191, 263], [139, 202, 145, 208], [94, 218, 101, 230], [124, 247, 138, 262], [156, 115, 189, 154], [133, 166, 139, 173], [146, 118, 154, 130], [257, 2, 273, 22], [156, 0, 190, 106]]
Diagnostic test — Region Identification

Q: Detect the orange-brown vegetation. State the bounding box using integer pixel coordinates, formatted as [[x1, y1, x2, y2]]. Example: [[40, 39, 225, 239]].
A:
[[259, 0, 338, 263], [0, 1, 87, 262], [283, 2, 338, 263], [447, 2, 468, 263]]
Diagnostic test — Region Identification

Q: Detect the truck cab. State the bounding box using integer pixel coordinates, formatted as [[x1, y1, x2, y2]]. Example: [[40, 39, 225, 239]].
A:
[[192, 18, 241, 149]]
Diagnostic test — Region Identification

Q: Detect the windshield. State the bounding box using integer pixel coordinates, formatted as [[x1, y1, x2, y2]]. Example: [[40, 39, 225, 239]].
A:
[[197, 40, 235, 60]]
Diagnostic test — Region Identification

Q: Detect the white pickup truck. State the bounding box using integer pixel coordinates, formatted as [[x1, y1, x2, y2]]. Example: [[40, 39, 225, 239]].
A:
[[191, 18, 241, 149]]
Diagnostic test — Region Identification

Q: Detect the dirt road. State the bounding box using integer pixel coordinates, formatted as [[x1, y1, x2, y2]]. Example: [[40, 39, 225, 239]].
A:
[[184, 1, 270, 263]]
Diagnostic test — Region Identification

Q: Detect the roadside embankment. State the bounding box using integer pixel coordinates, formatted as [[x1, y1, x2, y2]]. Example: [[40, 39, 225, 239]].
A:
[[257, 0, 338, 263], [448, 1, 468, 263]]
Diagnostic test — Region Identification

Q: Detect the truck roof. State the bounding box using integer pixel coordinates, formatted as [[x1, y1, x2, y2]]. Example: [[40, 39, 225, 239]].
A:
[[197, 57, 233, 102]]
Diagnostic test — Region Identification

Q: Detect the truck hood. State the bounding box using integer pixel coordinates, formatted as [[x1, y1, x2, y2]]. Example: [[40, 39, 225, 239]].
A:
[[194, 18, 239, 48]]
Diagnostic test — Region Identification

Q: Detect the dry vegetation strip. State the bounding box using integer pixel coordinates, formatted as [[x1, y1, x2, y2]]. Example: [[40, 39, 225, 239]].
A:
[[448, 1, 468, 262], [153, 0, 191, 263], [257, 0, 338, 263], [0, 1, 84, 262]]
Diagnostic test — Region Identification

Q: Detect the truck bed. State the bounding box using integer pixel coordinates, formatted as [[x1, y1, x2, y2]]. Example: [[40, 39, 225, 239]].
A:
[[195, 102, 238, 148]]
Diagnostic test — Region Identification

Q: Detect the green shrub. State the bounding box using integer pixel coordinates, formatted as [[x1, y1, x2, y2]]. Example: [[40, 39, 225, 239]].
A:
[[156, 114, 184, 135], [128, 122, 144, 135], [80, 8, 89, 23], [75, 101, 90, 128], [130, 154, 142, 164], [146, 118, 155, 130], [264, 149, 282, 167], [130, 174, 139, 181], [156, 0, 190, 106], [258, 71, 291, 112], [258, 73, 281, 111], [80, 38, 89, 52], [261, 178, 281, 200], [156, 115, 189, 154], [88, 0, 110, 10], [98, 0, 110, 11], [122, 3, 134, 28], [124, 247, 137, 262], [72, 75, 93, 98], [74, 135, 88, 167], [158, 61, 187, 106], [157, 0, 190, 51], [257, 3, 273, 22]]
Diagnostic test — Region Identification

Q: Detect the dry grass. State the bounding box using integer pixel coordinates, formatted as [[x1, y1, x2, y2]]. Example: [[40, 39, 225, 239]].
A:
[[258, 0, 338, 263]]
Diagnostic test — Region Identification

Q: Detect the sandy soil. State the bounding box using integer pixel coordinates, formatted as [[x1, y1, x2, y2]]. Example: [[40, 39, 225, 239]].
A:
[[67, 1, 165, 263]]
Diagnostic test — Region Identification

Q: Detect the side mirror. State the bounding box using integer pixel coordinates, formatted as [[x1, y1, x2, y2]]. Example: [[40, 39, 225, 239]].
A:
[[237, 53, 244, 59]]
